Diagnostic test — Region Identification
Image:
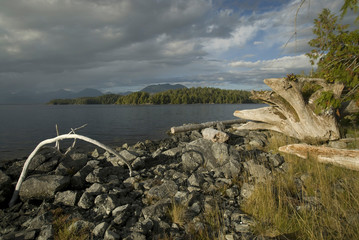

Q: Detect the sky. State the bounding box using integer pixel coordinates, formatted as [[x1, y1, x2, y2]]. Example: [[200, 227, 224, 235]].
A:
[[0, 0, 350, 94]]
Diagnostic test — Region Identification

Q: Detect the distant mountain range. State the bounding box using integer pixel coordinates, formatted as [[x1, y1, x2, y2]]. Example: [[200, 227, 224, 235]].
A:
[[0, 88, 103, 104], [0, 84, 187, 104]]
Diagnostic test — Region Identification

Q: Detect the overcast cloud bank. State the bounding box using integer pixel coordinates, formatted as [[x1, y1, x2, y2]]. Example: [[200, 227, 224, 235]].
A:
[[0, 0, 348, 97]]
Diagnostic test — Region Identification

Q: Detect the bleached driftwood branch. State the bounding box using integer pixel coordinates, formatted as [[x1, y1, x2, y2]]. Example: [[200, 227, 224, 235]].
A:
[[9, 133, 133, 207], [279, 143, 359, 171], [170, 119, 246, 134]]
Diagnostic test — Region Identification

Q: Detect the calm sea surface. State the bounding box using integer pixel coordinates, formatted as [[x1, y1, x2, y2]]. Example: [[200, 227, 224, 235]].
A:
[[0, 104, 265, 160]]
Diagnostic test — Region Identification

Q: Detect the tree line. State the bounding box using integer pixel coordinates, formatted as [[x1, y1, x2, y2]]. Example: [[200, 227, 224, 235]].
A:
[[48, 87, 256, 105]]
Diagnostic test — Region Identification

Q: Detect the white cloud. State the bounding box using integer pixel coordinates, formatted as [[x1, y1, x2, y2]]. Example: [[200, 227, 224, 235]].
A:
[[229, 60, 261, 68], [203, 24, 257, 53], [253, 41, 264, 45], [162, 40, 197, 57], [230, 54, 312, 72]]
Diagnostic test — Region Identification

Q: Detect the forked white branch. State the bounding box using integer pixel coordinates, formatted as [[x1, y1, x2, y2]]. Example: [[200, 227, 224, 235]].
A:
[[9, 133, 133, 207]]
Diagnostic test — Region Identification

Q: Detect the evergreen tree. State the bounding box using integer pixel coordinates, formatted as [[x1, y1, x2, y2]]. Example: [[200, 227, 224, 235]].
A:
[[306, 4, 359, 111]]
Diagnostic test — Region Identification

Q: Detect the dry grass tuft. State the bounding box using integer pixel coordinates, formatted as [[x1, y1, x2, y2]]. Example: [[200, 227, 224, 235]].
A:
[[51, 208, 90, 240], [242, 131, 359, 240], [168, 201, 188, 227]]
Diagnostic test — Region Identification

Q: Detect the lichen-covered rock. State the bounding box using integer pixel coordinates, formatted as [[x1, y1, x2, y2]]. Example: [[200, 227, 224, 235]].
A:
[[19, 175, 70, 201], [54, 190, 78, 206], [243, 160, 271, 183], [142, 198, 172, 220], [146, 180, 178, 200], [55, 153, 88, 176], [93, 221, 109, 237], [78, 192, 94, 209]]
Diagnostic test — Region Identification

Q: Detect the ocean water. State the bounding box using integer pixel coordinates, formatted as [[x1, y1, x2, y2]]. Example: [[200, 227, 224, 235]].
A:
[[0, 104, 265, 160]]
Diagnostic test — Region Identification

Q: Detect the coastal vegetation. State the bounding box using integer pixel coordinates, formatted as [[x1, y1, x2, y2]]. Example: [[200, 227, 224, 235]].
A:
[[234, 0, 359, 142], [239, 1, 359, 238], [306, 7, 359, 120], [241, 131, 359, 240], [48, 87, 255, 105]]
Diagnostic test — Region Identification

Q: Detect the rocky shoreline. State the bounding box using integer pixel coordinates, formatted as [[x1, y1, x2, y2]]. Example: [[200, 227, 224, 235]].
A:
[[0, 125, 287, 240]]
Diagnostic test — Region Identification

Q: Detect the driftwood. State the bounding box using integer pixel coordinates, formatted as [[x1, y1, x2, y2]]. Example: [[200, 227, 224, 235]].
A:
[[202, 128, 229, 143], [233, 78, 342, 142], [279, 143, 359, 171], [170, 119, 246, 134], [9, 133, 133, 207]]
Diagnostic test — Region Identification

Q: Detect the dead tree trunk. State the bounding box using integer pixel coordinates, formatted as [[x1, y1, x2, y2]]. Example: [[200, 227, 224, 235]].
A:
[[233, 77, 342, 142], [279, 144, 359, 171]]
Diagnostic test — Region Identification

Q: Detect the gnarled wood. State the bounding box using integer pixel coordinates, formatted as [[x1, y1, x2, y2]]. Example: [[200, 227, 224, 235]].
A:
[[279, 143, 359, 171], [233, 78, 342, 142]]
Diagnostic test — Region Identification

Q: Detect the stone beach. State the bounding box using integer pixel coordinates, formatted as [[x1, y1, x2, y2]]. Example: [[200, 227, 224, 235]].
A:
[[0, 125, 287, 240]]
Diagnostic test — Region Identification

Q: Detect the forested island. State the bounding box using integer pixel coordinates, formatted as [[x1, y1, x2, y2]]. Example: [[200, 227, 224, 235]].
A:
[[48, 87, 256, 105]]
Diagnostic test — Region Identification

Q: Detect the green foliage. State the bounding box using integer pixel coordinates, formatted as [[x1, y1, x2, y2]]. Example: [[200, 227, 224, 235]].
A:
[[116, 91, 150, 104], [48, 87, 255, 105], [147, 87, 254, 105], [286, 73, 298, 82], [301, 82, 322, 103], [314, 91, 341, 113], [48, 94, 121, 105], [306, 6, 359, 110], [341, 0, 359, 20]]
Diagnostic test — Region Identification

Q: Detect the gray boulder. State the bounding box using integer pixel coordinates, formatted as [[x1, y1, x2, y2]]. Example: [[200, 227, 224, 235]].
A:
[[35, 158, 59, 173], [94, 194, 119, 216], [28, 154, 47, 171], [54, 190, 78, 206], [19, 175, 70, 201], [93, 222, 109, 237], [104, 229, 120, 240], [113, 204, 130, 225], [37, 224, 54, 240], [147, 180, 178, 200], [142, 198, 172, 220], [78, 192, 94, 209], [70, 165, 94, 189], [55, 153, 88, 176], [240, 183, 255, 200], [211, 142, 230, 167], [182, 139, 214, 172], [243, 160, 271, 183]]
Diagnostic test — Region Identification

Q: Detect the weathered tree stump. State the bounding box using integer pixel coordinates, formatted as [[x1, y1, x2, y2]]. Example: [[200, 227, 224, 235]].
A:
[[233, 77, 342, 142]]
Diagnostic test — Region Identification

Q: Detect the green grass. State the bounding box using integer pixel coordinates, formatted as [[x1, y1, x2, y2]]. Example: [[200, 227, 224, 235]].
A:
[[343, 127, 359, 149]]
